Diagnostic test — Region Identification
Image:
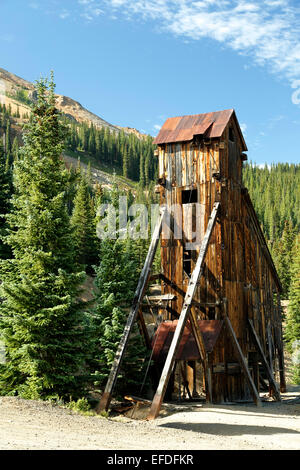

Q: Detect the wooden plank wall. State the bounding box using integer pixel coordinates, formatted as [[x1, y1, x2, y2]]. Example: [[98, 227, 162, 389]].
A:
[[157, 115, 282, 402]]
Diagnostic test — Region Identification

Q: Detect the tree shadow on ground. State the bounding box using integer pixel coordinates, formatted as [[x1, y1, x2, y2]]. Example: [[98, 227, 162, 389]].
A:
[[158, 422, 300, 436]]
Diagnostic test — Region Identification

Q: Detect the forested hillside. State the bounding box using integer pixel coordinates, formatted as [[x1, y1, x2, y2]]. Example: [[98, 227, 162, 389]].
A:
[[63, 118, 157, 184], [243, 163, 299, 241], [243, 163, 300, 383], [243, 163, 300, 299]]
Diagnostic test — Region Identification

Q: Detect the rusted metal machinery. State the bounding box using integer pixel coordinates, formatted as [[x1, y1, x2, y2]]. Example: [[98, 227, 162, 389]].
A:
[[98, 109, 286, 418]]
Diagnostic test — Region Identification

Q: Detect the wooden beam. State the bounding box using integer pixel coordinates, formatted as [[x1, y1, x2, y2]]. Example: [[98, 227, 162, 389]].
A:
[[267, 322, 274, 376], [223, 305, 261, 406], [97, 206, 167, 413], [147, 202, 220, 420], [248, 319, 281, 401], [138, 308, 151, 350], [188, 310, 212, 402], [276, 295, 287, 393], [146, 294, 177, 302]]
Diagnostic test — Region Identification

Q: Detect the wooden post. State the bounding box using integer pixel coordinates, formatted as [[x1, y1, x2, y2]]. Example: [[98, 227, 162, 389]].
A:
[[267, 322, 274, 397], [147, 202, 220, 420], [267, 322, 274, 376], [138, 308, 151, 350], [277, 295, 287, 393], [223, 303, 261, 406], [248, 319, 281, 401], [97, 206, 167, 413], [189, 310, 212, 402], [252, 352, 260, 394]]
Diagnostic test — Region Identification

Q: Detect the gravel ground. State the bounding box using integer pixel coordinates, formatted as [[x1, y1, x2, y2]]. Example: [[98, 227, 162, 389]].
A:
[[0, 386, 299, 450]]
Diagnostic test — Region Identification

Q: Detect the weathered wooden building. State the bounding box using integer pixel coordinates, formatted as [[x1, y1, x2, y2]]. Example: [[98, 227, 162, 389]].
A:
[[98, 109, 286, 419]]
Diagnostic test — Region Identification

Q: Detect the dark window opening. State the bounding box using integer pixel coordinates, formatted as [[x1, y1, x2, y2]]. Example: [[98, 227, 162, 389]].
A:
[[229, 127, 235, 142], [208, 307, 215, 320], [182, 189, 197, 204], [183, 249, 192, 277]]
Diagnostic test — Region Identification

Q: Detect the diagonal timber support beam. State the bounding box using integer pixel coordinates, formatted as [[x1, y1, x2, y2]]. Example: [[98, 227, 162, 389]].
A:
[[147, 202, 220, 420], [188, 309, 212, 402], [248, 319, 281, 401], [97, 206, 167, 413], [222, 305, 261, 407]]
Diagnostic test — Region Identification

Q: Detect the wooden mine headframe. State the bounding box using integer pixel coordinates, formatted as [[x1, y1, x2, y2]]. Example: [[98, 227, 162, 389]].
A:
[[98, 109, 286, 418]]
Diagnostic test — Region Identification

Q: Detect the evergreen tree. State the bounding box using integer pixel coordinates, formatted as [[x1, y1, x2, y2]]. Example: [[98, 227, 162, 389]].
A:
[[71, 174, 98, 272], [5, 120, 11, 155], [92, 236, 148, 394], [122, 146, 128, 178], [274, 220, 296, 298], [0, 140, 12, 260], [285, 234, 300, 383], [139, 152, 145, 188], [0, 75, 92, 400]]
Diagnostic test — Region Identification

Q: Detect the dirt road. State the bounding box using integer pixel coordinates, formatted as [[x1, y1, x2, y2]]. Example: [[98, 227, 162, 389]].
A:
[[0, 387, 299, 450]]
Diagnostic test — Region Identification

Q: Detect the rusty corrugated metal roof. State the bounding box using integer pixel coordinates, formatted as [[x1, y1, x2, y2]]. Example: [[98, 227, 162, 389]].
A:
[[152, 320, 224, 362], [153, 109, 247, 150]]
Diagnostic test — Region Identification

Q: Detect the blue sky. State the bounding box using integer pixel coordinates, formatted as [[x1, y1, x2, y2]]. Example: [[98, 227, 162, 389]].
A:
[[1, 0, 300, 164]]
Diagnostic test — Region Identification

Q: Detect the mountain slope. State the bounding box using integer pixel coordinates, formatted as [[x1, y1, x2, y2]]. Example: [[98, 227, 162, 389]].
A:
[[0, 67, 146, 138]]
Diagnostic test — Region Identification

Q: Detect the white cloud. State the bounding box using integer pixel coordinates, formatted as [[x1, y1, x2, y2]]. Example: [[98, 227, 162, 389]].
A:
[[256, 163, 272, 169], [77, 0, 103, 21], [92, 0, 300, 96], [240, 123, 247, 134], [59, 10, 70, 19]]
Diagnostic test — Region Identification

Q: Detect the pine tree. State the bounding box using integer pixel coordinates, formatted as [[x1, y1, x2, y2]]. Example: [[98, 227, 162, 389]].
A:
[[71, 174, 98, 272], [139, 153, 145, 188], [92, 236, 148, 394], [11, 137, 19, 161], [0, 75, 93, 400], [0, 140, 12, 260], [285, 234, 300, 383], [275, 220, 296, 298], [144, 150, 151, 187], [123, 146, 128, 178]]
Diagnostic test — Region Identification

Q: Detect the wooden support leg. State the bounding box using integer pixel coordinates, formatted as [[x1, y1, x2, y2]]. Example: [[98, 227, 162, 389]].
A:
[[267, 322, 274, 398], [267, 322, 274, 376], [252, 353, 260, 394], [278, 346, 286, 394], [223, 305, 261, 406], [97, 207, 166, 413], [248, 319, 281, 401], [138, 308, 151, 350], [147, 203, 220, 420], [189, 311, 212, 402]]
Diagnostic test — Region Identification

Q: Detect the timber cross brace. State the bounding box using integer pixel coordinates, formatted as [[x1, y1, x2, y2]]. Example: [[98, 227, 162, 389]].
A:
[[97, 199, 282, 418]]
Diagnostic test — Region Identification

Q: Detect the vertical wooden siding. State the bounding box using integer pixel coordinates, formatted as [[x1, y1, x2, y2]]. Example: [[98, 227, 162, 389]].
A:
[[157, 116, 282, 402]]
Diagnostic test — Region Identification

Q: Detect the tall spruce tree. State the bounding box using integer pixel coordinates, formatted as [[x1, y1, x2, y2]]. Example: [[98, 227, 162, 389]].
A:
[[92, 183, 149, 395], [0, 140, 12, 260], [0, 75, 92, 400], [285, 234, 300, 383], [71, 174, 98, 272], [93, 236, 148, 394], [274, 220, 296, 298]]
